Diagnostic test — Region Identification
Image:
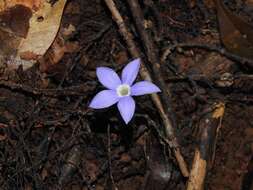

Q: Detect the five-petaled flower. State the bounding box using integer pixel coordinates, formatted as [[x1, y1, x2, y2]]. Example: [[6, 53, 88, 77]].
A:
[[89, 58, 161, 124]]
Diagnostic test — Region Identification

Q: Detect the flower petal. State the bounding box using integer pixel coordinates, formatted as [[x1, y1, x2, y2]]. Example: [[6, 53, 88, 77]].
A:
[[131, 81, 161, 96], [117, 96, 135, 124], [89, 90, 119, 109], [121, 58, 141, 85], [96, 67, 121, 89]]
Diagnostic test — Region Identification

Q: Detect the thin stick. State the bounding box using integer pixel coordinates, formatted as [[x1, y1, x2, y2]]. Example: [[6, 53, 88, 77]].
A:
[[104, 0, 189, 177], [0, 80, 94, 97], [161, 42, 253, 69]]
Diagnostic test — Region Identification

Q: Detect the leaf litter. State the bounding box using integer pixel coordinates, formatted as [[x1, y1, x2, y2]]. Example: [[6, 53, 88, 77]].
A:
[[0, 0, 252, 190]]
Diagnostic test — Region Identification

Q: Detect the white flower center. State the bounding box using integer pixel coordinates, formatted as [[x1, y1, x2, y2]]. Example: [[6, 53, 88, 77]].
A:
[[116, 84, 131, 97]]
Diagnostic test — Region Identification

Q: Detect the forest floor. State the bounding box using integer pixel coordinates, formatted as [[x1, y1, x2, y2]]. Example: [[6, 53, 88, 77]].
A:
[[0, 0, 253, 190]]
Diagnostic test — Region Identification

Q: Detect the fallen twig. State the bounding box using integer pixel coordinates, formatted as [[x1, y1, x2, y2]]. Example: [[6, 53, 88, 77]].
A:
[[126, 0, 172, 99], [104, 0, 189, 177], [161, 42, 253, 69], [0, 80, 95, 97]]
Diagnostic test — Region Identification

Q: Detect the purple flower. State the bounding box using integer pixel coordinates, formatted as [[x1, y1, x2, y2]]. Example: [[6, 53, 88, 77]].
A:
[[89, 58, 161, 124]]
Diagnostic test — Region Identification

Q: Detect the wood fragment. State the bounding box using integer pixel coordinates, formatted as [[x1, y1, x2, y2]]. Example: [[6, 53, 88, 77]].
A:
[[187, 102, 225, 190], [58, 145, 83, 186], [104, 0, 189, 177]]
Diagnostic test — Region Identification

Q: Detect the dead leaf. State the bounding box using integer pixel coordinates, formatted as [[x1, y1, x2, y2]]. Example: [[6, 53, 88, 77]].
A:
[[18, 1, 67, 64], [39, 34, 79, 72], [0, 0, 67, 70], [0, 0, 42, 12], [214, 0, 253, 60], [204, 0, 215, 9], [62, 24, 76, 37], [245, 0, 253, 7], [0, 5, 32, 37]]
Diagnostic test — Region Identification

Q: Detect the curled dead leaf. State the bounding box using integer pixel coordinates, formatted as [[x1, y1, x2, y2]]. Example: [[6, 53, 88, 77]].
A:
[[214, 0, 253, 61], [0, 0, 67, 70]]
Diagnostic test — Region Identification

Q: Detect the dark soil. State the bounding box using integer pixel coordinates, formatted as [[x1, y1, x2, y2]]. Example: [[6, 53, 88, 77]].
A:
[[0, 0, 253, 190]]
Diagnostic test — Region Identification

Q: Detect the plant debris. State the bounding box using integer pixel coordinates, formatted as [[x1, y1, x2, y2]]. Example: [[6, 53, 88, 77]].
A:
[[0, 0, 253, 189]]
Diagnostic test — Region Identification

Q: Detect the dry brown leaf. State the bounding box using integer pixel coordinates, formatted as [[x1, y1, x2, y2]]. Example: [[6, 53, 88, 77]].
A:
[[38, 34, 79, 72], [0, 0, 67, 70], [245, 0, 253, 6], [18, 1, 67, 61], [214, 0, 253, 60], [204, 0, 214, 8], [0, 0, 42, 11], [62, 24, 76, 37]]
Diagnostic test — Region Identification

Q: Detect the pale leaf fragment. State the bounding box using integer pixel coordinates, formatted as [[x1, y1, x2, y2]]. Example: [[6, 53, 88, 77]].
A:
[[18, 0, 67, 62], [0, 0, 67, 70]]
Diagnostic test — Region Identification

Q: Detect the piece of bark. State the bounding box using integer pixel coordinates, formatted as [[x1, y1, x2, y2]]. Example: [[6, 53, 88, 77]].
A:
[[187, 102, 225, 190]]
